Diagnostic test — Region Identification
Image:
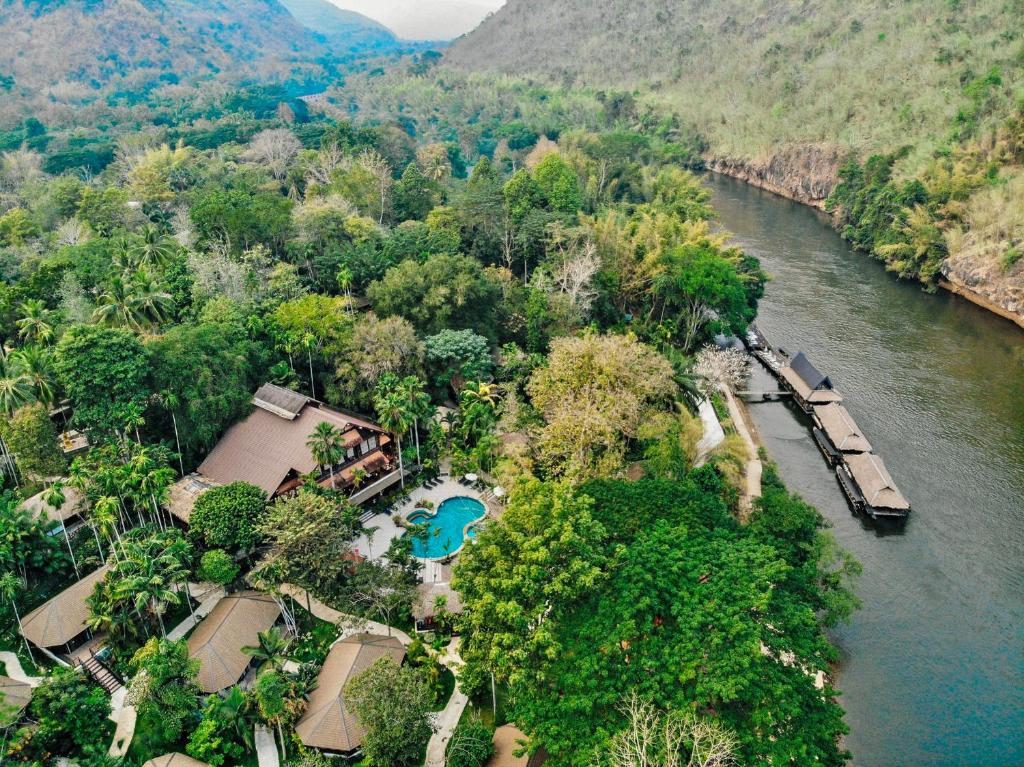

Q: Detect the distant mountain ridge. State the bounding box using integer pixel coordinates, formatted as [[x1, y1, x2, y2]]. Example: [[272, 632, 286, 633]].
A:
[[277, 0, 398, 50], [0, 0, 389, 127]]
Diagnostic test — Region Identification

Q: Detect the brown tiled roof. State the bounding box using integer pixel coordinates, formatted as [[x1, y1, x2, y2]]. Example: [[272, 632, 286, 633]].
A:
[[253, 383, 310, 419], [198, 399, 384, 496], [489, 725, 529, 767], [813, 404, 872, 453], [21, 485, 85, 523], [295, 633, 406, 753], [141, 754, 210, 767], [846, 453, 910, 511], [167, 474, 220, 524], [0, 675, 32, 726], [780, 365, 843, 404], [187, 591, 281, 693], [21, 565, 110, 648]]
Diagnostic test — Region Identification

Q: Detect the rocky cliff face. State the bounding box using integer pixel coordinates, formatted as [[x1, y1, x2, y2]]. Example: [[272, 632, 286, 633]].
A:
[[706, 144, 844, 209]]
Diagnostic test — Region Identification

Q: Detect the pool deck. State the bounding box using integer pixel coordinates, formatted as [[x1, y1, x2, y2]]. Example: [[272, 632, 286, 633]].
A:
[[352, 477, 492, 569]]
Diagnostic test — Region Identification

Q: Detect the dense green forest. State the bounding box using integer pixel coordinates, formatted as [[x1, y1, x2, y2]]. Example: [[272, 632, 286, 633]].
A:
[[0, 71, 859, 766]]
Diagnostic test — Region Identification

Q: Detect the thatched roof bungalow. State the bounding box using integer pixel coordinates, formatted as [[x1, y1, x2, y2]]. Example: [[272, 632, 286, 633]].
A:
[[295, 633, 406, 754], [21, 565, 110, 650], [186, 591, 281, 693]]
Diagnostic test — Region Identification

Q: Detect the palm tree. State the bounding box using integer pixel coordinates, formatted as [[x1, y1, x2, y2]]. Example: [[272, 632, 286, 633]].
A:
[[215, 686, 256, 751], [93, 275, 147, 329], [131, 226, 178, 270], [0, 351, 31, 416], [374, 388, 413, 489], [15, 300, 55, 345], [11, 345, 56, 406], [112, 535, 189, 637], [242, 627, 294, 672], [43, 482, 80, 579], [153, 391, 186, 476], [306, 421, 344, 487], [460, 381, 498, 408], [91, 496, 123, 563], [0, 572, 33, 665], [398, 376, 431, 467], [130, 270, 174, 328]]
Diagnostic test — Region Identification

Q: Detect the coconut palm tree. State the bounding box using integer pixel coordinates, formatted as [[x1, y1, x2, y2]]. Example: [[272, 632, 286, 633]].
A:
[[131, 226, 178, 270], [374, 388, 413, 489], [15, 300, 55, 346], [11, 345, 56, 406], [112, 535, 189, 637], [0, 351, 31, 416], [42, 482, 79, 579], [91, 496, 123, 563], [242, 626, 294, 673], [130, 270, 174, 328], [92, 275, 147, 329], [215, 686, 256, 751], [306, 421, 344, 487], [0, 572, 33, 665]]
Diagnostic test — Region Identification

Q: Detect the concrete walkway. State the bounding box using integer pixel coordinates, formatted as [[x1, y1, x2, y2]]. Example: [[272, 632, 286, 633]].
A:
[[721, 385, 763, 519], [695, 397, 726, 464], [107, 687, 136, 758], [425, 637, 470, 767], [0, 650, 42, 686], [279, 583, 413, 645], [255, 724, 279, 767], [167, 585, 226, 641]]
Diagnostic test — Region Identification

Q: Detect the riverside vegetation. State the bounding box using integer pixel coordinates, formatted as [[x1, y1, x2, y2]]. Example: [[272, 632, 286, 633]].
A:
[[0, 75, 859, 767]]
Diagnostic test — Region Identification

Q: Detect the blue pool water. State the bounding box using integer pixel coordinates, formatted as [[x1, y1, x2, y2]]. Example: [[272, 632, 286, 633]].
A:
[[408, 496, 486, 559]]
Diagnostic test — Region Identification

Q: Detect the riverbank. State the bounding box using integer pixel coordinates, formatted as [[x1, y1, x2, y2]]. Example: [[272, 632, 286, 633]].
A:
[[706, 172, 1024, 767], [705, 165, 1024, 329]]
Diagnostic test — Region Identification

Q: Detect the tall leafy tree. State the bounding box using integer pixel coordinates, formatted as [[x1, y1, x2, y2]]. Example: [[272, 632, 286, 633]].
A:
[[54, 325, 150, 436], [127, 637, 201, 744]]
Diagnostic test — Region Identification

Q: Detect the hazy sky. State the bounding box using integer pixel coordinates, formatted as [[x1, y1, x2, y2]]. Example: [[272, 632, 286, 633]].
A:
[[328, 0, 506, 40]]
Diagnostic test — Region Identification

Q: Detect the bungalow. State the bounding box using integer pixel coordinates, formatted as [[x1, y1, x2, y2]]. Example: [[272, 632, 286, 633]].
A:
[[180, 384, 399, 508], [20, 565, 110, 654], [142, 755, 209, 767], [186, 591, 281, 693], [295, 633, 406, 755], [779, 352, 843, 413], [21, 485, 85, 530], [0, 675, 32, 727]]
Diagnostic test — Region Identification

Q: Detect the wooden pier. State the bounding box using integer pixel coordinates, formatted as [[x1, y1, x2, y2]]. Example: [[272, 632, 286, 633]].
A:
[[742, 325, 911, 520]]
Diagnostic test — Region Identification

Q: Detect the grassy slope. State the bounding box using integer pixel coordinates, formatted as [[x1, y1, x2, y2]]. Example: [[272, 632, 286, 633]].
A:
[[446, 0, 1024, 319], [0, 0, 330, 126], [447, 0, 1023, 166]]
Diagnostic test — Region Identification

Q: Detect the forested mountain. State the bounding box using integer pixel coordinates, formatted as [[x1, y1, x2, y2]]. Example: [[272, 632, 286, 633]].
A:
[[277, 0, 398, 50], [0, 0, 342, 127], [446, 0, 1024, 323]]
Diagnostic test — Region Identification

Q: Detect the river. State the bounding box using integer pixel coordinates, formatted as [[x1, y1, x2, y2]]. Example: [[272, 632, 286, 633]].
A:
[[705, 173, 1024, 767]]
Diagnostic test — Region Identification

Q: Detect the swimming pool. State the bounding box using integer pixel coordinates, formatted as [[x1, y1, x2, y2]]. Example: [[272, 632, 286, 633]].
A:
[[407, 496, 486, 559]]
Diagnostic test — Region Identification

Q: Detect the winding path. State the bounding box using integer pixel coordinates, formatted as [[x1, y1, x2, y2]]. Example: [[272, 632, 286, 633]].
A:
[[278, 584, 414, 645], [0, 651, 42, 686], [425, 638, 470, 767]]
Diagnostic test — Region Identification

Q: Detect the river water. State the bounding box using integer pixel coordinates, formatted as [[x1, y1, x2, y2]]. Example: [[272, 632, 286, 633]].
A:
[[705, 173, 1024, 767]]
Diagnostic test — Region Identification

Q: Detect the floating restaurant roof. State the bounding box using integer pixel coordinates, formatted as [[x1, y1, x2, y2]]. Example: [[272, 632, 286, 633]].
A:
[[780, 352, 843, 405], [21, 565, 110, 648], [845, 453, 910, 511], [295, 633, 406, 753], [813, 404, 872, 453], [187, 591, 281, 693]]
